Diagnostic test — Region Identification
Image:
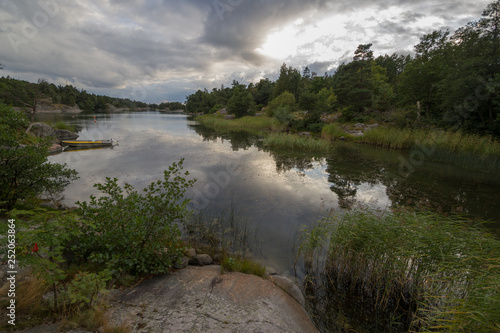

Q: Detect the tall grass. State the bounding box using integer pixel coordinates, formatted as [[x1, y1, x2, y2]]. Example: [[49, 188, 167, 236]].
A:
[[298, 209, 500, 332], [196, 115, 285, 133], [45, 120, 76, 132], [321, 123, 354, 141], [263, 133, 330, 153], [362, 126, 500, 158], [182, 203, 260, 259]]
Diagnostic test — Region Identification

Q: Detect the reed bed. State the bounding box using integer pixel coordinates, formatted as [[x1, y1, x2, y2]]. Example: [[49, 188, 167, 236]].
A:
[[195, 115, 285, 133], [263, 133, 330, 153], [321, 123, 354, 141], [298, 209, 500, 332], [362, 126, 500, 158], [45, 120, 76, 132], [182, 204, 260, 259]]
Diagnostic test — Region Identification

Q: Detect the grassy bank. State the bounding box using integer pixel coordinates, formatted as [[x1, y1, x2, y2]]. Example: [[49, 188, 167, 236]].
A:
[[195, 114, 285, 133], [362, 126, 500, 158], [299, 209, 500, 332], [263, 133, 330, 153], [45, 120, 76, 132], [320, 123, 354, 141]]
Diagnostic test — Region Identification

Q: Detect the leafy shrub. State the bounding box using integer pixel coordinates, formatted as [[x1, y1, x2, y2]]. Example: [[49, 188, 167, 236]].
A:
[[273, 105, 294, 125], [266, 91, 296, 117], [73, 159, 195, 275], [66, 270, 112, 309], [0, 104, 78, 210]]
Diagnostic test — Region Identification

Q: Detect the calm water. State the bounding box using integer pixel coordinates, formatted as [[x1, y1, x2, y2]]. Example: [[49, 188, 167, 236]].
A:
[[41, 112, 500, 276]]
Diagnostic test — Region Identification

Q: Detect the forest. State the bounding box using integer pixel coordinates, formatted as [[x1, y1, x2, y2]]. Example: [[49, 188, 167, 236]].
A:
[[186, 1, 500, 136], [0, 76, 184, 112]]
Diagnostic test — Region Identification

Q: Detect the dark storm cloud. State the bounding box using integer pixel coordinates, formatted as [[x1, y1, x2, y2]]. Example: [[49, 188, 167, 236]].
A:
[[0, 0, 493, 102]]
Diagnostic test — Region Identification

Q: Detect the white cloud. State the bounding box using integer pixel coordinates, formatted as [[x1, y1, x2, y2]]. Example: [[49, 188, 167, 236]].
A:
[[0, 0, 493, 102]]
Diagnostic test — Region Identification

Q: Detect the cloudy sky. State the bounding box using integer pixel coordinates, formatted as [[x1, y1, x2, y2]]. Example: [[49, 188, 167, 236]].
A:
[[0, 0, 492, 103]]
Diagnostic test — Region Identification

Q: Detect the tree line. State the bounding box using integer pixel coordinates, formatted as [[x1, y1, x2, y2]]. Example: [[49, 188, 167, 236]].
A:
[[0, 76, 184, 112], [186, 0, 500, 136]]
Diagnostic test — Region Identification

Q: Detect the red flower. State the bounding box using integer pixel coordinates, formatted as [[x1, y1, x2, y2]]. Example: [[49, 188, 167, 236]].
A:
[[32, 243, 38, 252]]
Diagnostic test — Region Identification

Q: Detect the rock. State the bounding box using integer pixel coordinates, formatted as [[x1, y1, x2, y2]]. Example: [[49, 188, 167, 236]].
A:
[[354, 123, 367, 128], [224, 115, 235, 120], [49, 143, 63, 154], [298, 132, 311, 136], [218, 108, 227, 114], [30, 122, 56, 138], [185, 248, 197, 259], [106, 265, 318, 333], [55, 129, 78, 140], [345, 130, 364, 137], [189, 254, 214, 266], [367, 123, 379, 128], [174, 256, 190, 269], [266, 266, 278, 276], [270, 275, 306, 308]]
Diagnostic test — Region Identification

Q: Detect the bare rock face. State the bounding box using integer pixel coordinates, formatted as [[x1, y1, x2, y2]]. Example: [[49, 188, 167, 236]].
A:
[[55, 129, 78, 141], [107, 265, 318, 333], [30, 122, 56, 138], [189, 253, 214, 266], [270, 275, 306, 308]]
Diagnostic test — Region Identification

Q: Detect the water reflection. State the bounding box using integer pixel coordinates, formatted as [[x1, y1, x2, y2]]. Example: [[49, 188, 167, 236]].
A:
[[191, 118, 500, 234], [39, 112, 500, 274]]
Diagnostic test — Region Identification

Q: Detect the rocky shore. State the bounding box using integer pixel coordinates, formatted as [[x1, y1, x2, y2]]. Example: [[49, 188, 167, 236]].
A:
[[17, 250, 317, 333], [28, 122, 79, 153]]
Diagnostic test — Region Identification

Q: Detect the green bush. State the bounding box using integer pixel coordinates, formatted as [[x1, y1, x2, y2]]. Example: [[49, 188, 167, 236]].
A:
[[273, 105, 294, 125], [73, 159, 195, 275], [321, 123, 352, 140], [266, 91, 296, 117], [0, 104, 78, 210]]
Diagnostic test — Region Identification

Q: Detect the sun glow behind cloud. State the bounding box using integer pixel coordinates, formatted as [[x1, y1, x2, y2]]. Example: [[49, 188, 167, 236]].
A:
[[256, 5, 450, 66], [0, 0, 492, 102]]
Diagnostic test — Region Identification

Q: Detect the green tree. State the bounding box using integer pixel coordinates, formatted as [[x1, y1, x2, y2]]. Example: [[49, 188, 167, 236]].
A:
[[185, 89, 216, 114], [333, 49, 374, 117], [266, 91, 296, 116], [439, 1, 500, 133], [397, 30, 451, 121], [73, 159, 195, 275], [353, 43, 374, 61], [226, 86, 255, 118], [315, 87, 337, 113], [0, 104, 78, 210], [273, 63, 302, 100], [254, 78, 274, 106]]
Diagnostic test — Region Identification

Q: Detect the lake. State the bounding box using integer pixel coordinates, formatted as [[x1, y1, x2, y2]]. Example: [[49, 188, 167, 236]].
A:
[[41, 111, 500, 276]]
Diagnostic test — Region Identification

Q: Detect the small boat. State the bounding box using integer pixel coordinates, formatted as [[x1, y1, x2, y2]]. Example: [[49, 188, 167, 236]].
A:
[[61, 138, 115, 148]]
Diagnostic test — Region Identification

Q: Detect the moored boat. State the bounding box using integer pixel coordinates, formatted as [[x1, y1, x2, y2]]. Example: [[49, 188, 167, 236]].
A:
[[61, 138, 114, 148]]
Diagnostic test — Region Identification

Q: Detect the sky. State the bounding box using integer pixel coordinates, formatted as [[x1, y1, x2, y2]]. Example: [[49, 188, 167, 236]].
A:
[[0, 0, 492, 103]]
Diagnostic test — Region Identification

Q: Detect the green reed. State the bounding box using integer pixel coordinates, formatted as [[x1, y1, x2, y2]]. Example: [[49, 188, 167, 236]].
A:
[[362, 126, 500, 158], [321, 123, 354, 141], [196, 115, 285, 133], [298, 209, 500, 332], [263, 133, 330, 153]]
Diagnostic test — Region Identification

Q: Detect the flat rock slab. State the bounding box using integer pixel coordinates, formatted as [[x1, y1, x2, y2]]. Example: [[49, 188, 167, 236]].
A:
[[107, 265, 318, 333]]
